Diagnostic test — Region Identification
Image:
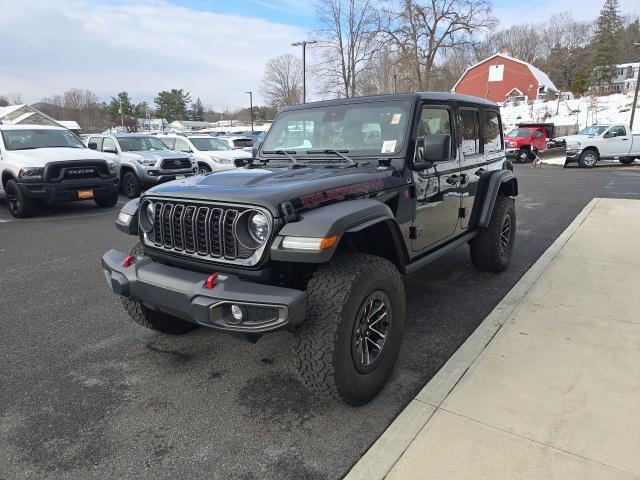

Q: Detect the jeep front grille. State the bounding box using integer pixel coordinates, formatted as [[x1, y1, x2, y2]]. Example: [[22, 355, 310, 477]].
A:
[[144, 199, 266, 266]]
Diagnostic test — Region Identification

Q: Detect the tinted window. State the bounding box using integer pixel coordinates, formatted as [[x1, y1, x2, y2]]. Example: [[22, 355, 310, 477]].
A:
[[118, 136, 168, 152], [418, 107, 453, 160], [482, 110, 502, 152], [610, 126, 626, 136], [459, 109, 479, 155]]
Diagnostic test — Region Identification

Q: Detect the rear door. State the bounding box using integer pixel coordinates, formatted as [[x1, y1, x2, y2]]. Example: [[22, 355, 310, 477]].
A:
[[411, 105, 461, 251]]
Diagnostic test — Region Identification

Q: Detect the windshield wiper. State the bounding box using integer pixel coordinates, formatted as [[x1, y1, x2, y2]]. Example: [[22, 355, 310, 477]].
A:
[[261, 150, 300, 166], [306, 149, 356, 166]]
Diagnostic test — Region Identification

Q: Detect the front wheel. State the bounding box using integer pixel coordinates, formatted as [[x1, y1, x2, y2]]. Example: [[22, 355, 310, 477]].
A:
[[121, 242, 199, 335], [294, 254, 406, 405], [4, 179, 36, 218], [197, 162, 212, 175], [516, 149, 530, 163], [578, 149, 598, 168], [122, 171, 141, 198], [469, 195, 516, 273]]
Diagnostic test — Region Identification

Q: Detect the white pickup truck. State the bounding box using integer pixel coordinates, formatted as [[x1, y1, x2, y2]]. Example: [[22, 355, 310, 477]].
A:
[[560, 124, 640, 168], [0, 124, 119, 217]]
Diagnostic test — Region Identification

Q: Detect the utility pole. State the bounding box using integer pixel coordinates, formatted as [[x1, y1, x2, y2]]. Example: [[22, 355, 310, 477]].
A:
[[245, 91, 254, 131], [291, 40, 317, 103], [118, 98, 124, 129], [630, 42, 640, 131], [393, 70, 398, 94]]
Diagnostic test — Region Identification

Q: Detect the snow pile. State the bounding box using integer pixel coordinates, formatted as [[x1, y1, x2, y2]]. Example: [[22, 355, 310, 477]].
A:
[[500, 92, 639, 134]]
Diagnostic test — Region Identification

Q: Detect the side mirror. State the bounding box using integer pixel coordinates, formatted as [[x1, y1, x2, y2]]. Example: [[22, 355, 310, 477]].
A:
[[413, 134, 450, 171], [88, 141, 98, 150]]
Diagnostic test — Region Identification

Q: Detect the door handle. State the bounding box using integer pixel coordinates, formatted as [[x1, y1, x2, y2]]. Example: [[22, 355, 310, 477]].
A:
[[446, 174, 466, 185], [622, 138, 628, 141]]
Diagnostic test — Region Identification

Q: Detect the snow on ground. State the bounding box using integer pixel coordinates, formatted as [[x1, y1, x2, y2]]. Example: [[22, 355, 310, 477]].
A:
[[500, 92, 639, 134]]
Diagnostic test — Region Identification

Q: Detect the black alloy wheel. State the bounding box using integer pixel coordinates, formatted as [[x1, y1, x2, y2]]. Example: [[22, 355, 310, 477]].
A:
[[351, 291, 392, 374]]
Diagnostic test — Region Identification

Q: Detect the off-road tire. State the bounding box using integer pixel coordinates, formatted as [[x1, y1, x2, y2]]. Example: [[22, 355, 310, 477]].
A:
[[578, 149, 598, 168], [469, 195, 516, 273], [95, 190, 119, 208], [122, 171, 141, 198], [619, 157, 635, 165], [121, 242, 199, 335], [5, 179, 35, 218], [294, 254, 406, 406]]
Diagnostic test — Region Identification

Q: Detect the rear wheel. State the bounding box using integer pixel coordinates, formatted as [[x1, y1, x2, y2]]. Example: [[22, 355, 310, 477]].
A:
[[619, 157, 634, 165], [121, 242, 199, 335], [122, 171, 141, 198], [5, 179, 35, 218], [578, 149, 598, 168], [516, 149, 530, 163], [469, 195, 516, 273], [294, 254, 405, 405]]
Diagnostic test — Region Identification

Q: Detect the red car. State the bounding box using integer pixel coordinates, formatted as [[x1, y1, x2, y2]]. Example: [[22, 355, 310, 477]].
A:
[[504, 124, 551, 163]]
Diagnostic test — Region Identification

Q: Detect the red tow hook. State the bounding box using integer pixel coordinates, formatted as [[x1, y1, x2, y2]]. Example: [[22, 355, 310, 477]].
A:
[[122, 255, 136, 268], [205, 273, 219, 289]]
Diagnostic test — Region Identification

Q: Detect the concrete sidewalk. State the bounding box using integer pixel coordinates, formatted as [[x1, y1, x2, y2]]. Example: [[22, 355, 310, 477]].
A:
[[347, 198, 640, 480]]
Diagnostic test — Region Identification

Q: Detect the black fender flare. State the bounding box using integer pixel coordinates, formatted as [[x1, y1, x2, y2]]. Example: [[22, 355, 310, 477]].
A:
[[116, 197, 140, 235], [270, 198, 405, 265], [469, 170, 518, 228]]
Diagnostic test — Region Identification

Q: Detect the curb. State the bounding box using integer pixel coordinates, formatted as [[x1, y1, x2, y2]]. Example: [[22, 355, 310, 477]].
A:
[[344, 198, 602, 480]]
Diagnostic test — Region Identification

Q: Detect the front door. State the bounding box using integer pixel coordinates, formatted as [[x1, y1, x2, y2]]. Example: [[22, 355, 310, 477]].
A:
[[604, 125, 631, 156], [412, 105, 461, 252]]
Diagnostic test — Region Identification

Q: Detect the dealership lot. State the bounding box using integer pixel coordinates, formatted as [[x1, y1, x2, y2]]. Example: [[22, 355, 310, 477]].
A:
[[1, 164, 640, 480]]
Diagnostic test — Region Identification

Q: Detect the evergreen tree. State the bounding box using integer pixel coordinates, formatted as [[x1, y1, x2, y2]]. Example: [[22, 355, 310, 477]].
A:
[[191, 98, 205, 121], [154, 89, 191, 122], [589, 0, 622, 89], [107, 92, 135, 123]]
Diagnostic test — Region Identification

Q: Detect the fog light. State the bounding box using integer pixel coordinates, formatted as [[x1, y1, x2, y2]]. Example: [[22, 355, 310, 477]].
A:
[[231, 305, 243, 321]]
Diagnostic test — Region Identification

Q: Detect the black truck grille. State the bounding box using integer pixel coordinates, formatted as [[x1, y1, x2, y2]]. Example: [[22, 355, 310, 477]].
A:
[[161, 158, 191, 169], [148, 200, 255, 262]]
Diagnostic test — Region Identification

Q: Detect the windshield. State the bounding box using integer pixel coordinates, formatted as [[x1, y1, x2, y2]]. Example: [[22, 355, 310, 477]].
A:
[[506, 129, 532, 138], [261, 101, 412, 156], [189, 137, 232, 151], [1, 129, 84, 150], [118, 136, 168, 152], [578, 126, 608, 136]]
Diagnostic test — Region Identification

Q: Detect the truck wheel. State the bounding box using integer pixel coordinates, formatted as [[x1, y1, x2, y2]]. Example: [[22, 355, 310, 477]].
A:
[[578, 149, 598, 168], [294, 254, 406, 405], [469, 195, 516, 273], [95, 190, 119, 208], [121, 242, 199, 335], [619, 157, 634, 165], [5, 179, 35, 218], [122, 172, 141, 198], [516, 149, 529, 163], [197, 162, 212, 174]]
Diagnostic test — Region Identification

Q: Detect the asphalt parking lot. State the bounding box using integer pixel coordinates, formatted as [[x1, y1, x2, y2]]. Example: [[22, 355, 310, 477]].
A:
[[1, 162, 639, 480]]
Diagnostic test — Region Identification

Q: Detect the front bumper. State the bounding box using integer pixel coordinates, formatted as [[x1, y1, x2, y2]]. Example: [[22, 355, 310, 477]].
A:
[[17, 176, 119, 202], [101, 249, 305, 333], [141, 169, 196, 185], [505, 148, 520, 157]]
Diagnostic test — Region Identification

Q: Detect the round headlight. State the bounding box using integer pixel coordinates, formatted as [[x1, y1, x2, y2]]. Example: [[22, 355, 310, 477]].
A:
[[139, 200, 155, 233], [249, 212, 269, 243]]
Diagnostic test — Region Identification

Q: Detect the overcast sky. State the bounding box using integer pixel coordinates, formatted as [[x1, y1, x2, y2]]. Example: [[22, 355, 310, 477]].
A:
[[0, 0, 637, 110]]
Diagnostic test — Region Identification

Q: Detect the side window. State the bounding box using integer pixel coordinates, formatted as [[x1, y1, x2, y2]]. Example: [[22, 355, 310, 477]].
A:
[[534, 130, 544, 139], [458, 109, 479, 155], [418, 107, 454, 160], [102, 137, 116, 152], [160, 137, 176, 149], [174, 138, 191, 152], [482, 110, 502, 152], [88, 136, 103, 150], [611, 126, 626, 136]]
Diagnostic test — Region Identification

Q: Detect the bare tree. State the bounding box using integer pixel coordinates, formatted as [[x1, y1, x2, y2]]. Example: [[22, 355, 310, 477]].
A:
[[476, 24, 544, 64], [260, 54, 303, 108], [1, 92, 24, 105], [313, 0, 382, 98], [380, 0, 496, 91]]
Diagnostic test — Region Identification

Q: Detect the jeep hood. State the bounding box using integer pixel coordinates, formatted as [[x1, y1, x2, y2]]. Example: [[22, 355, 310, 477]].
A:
[[143, 164, 404, 216], [7, 147, 108, 167]]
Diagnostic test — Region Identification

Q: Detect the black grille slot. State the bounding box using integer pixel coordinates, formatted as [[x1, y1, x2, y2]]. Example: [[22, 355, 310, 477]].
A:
[[223, 209, 238, 259], [183, 206, 197, 252], [143, 200, 266, 265], [208, 208, 223, 257], [241, 305, 279, 325], [161, 158, 191, 169]]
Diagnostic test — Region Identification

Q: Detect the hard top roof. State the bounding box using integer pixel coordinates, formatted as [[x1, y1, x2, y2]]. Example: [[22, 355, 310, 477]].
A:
[[280, 92, 498, 112]]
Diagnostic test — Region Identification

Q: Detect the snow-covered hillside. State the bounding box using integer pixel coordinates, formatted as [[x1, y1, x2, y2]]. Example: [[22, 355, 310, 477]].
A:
[[500, 92, 639, 134]]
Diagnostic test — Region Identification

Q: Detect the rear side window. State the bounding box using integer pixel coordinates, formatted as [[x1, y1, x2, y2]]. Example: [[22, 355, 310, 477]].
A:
[[458, 109, 479, 155], [534, 130, 544, 139], [482, 110, 502, 152], [160, 137, 176, 149]]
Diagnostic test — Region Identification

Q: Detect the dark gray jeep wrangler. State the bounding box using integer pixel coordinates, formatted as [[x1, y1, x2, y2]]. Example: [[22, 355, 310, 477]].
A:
[[102, 93, 517, 405]]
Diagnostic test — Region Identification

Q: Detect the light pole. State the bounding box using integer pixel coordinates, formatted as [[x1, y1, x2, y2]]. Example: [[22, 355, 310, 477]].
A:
[[291, 40, 317, 103], [629, 41, 640, 131], [245, 91, 254, 131], [392, 70, 398, 94]]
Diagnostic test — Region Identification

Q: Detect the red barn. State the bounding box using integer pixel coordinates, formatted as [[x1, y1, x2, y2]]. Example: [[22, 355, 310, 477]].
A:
[[452, 53, 558, 104]]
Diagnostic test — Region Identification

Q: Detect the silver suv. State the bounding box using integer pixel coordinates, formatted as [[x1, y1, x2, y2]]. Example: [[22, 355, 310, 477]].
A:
[[86, 133, 197, 198]]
